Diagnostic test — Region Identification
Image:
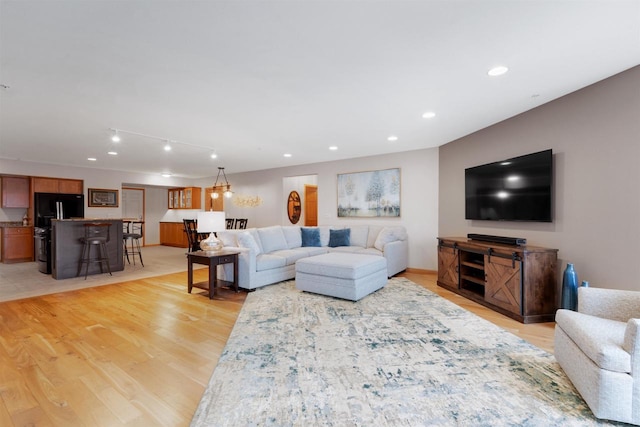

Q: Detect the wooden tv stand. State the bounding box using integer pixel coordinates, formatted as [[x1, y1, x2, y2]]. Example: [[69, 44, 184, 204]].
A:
[[437, 237, 558, 324]]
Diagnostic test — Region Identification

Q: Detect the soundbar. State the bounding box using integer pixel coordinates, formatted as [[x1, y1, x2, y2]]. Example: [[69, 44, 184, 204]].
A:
[[467, 234, 526, 246]]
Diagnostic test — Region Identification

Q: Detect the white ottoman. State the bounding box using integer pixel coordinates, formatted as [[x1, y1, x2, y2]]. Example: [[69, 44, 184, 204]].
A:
[[295, 253, 387, 301]]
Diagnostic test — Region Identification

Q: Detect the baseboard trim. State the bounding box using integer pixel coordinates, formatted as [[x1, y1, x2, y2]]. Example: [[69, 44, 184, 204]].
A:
[[404, 267, 436, 275]]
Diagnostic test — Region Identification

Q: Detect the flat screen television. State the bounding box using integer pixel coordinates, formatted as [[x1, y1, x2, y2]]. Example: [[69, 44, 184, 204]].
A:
[[465, 149, 552, 222]]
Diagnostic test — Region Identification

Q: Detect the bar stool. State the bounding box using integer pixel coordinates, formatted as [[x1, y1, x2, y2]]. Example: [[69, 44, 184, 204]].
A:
[[77, 223, 112, 279], [123, 221, 144, 266]]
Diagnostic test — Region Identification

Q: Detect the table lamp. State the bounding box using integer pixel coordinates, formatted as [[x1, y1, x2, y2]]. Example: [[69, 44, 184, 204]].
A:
[[197, 211, 226, 251]]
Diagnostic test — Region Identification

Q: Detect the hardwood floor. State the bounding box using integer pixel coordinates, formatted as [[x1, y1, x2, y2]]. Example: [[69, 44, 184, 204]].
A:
[[0, 270, 555, 426]]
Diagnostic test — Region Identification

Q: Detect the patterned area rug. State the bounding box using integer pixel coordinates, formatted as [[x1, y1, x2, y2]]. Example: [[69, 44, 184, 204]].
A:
[[191, 278, 621, 426]]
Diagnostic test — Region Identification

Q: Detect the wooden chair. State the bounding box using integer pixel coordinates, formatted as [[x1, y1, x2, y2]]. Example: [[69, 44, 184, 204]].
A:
[[183, 219, 200, 252], [235, 218, 248, 229], [226, 217, 235, 229]]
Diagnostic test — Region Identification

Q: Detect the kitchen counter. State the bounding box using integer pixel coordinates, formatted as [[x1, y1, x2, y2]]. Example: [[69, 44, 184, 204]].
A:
[[51, 219, 124, 279]]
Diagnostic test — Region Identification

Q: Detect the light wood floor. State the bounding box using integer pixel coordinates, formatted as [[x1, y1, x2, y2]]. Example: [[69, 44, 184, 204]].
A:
[[0, 269, 555, 427]]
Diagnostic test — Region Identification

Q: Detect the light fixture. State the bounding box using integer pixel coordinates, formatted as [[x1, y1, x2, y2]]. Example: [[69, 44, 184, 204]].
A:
[[211, 167, 233, 199], [87, 157, 97, 161], [329, 146, 338, 151], [284, 153, 292, 158], [111, 130, 121, 142], [161, 173, 172, 177], [108, 151, 118, 156], [387, 135, 398, 142], [197, 211, 226, 251], [488, 66, 509, 76], [164, 141, 172, 151], [210, 152, 218, 159], [422, 111, 436, 119]]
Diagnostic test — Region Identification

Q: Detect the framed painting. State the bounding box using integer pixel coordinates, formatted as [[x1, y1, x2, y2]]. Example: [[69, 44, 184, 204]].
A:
[[88, 188, 119, 207], [337, 168, 400, 217]]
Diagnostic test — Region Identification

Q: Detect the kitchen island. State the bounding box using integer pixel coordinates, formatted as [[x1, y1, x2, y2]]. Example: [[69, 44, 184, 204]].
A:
[[51, 219, 124, 279]]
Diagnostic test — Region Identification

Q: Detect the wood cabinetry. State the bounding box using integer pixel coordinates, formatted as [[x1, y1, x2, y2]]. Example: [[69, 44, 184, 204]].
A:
[[437, 237, 558, 323], [160, 222, 189, 248], [1, 226, 34, 263], [1, 176, 30, 208], [168, 187, 201, 209], [33, 177, 83, 194]]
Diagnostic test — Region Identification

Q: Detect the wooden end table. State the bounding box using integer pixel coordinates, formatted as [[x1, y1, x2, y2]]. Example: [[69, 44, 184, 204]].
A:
[[186, 249, 240, 298]]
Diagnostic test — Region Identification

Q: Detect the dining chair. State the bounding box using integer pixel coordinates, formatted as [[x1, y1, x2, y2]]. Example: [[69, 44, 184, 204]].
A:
[[183, 219, 200, 252], [235, 218, 248, 229], [226, 217, 235, 230]]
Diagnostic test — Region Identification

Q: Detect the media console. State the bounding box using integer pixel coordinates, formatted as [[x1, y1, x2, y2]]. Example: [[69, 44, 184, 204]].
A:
[[437, 237, 558, 323]]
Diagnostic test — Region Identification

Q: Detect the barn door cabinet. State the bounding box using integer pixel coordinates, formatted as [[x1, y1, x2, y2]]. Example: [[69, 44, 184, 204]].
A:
[[437, 237, 558, 323]]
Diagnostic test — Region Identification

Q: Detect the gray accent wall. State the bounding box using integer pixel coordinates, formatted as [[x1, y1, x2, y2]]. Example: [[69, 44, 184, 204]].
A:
[[439, 66, 640, 291]]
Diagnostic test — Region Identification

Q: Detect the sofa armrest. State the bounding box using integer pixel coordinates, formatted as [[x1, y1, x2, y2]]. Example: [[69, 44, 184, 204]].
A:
[[383, 239, 408, 277], [578, 287, 640, 322]]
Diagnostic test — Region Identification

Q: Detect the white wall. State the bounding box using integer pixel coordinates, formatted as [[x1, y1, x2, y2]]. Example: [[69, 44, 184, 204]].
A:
[[439, 66, 640, 291], [200, 148, 439, 270]]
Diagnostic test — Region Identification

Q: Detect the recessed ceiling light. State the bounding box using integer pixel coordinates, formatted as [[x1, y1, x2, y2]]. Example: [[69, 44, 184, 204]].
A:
[[422, 111, 436, 119], [387, 135, 398, 142], [108, 151, 117, 155], [488, 66, 509, 76], [329, 146, 338, 151], [284, 153, 292, 158], [87, 157, 97, 161], [162, 173, 172, 177]]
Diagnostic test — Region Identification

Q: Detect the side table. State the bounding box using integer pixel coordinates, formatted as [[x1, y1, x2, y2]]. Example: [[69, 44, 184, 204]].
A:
[[186, 249, 240, 298]]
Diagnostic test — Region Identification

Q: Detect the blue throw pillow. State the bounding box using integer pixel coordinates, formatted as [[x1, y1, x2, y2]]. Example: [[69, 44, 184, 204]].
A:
[[328, 228, 350, 247], [301, 227, 321, 247]]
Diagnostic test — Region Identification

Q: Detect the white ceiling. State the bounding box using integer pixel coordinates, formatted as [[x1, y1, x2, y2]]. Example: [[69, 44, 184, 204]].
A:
[[1, 1, 639, 179]]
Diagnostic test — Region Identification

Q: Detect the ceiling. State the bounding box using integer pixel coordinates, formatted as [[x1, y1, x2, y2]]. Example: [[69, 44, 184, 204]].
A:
[[1, 1, 639, 179]]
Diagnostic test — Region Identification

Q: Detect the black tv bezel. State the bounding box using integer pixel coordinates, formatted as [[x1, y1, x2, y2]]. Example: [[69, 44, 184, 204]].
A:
[[464, 149, 553, 223]]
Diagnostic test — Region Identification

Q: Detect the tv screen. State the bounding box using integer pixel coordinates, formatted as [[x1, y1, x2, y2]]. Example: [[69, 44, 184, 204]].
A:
[[465, 149, 552, 222]]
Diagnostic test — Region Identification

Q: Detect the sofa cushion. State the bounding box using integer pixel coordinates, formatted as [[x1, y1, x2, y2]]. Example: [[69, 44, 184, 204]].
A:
[[237, 231, 262, 255], [374, 226, 408, 251], [282, 226, 302, 249], [349, 225, 369, 248], [556, 309, 630, 373], [256, 254, 287, 271], [257, 226, 288, 253], [301, 227, 321, 247], [247, 228, 264, 253], [270, 248, 309, 264], [217, 230, 239, 247], [329, 228, 350, 247], [319, 226, 331, 246], [367, 225, 384, 248]]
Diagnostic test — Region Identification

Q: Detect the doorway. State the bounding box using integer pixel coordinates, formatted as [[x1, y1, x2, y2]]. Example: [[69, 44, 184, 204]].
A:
[[122, 187, 145, 245], [304, 185, 318, 226]]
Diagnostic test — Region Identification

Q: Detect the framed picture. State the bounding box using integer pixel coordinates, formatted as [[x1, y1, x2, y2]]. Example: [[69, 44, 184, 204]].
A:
[[337, 168, 400, 217], [88, 188, 119, 207]]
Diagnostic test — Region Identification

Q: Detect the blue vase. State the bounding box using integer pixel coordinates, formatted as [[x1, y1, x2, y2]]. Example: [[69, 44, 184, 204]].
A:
[[561, 263, 578, 311]]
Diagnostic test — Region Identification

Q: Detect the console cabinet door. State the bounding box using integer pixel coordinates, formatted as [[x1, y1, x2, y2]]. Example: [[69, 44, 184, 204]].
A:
[[437, 245, 459, 289], [484, 255, 522, 314]]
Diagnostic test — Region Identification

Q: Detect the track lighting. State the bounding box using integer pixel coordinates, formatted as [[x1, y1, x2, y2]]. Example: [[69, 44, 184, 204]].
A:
[[111, 130, 121, 142]]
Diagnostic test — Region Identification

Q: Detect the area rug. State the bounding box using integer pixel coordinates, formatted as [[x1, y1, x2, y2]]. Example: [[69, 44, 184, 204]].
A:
[[191, 278, 621, 426]]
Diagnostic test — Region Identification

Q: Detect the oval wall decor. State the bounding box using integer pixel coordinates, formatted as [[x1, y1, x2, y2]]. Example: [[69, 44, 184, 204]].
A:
[[287, 191, 301, 224]]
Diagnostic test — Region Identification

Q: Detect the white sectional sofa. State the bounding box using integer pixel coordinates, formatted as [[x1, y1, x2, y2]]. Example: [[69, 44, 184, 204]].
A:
[[216, 225, 408, 290]]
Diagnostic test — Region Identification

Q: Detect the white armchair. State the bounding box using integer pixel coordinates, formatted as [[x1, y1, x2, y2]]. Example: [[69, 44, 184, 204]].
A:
[[554, 287, 640, 425]]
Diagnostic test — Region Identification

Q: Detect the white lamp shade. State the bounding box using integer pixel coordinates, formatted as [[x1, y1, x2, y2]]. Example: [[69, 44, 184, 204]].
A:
[[197, 211, 226, 233]]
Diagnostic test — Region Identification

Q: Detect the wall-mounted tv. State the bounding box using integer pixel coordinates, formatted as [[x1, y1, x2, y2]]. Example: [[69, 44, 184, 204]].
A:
[[465, 149, 552, 222]]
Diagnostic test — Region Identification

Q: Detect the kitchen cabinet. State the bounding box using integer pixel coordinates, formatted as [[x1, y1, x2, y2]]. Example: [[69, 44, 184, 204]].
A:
[[1, 226, 34, 263], [1, 176, 30, 208], [160, 222, 189, 248], [33, 177, 83, 194], [168, 187, 201, 209]]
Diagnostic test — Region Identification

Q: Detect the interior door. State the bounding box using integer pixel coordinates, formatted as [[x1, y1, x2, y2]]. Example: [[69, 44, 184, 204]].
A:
[[304, 185, 317, 226], [122, 187, 145, 245]]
